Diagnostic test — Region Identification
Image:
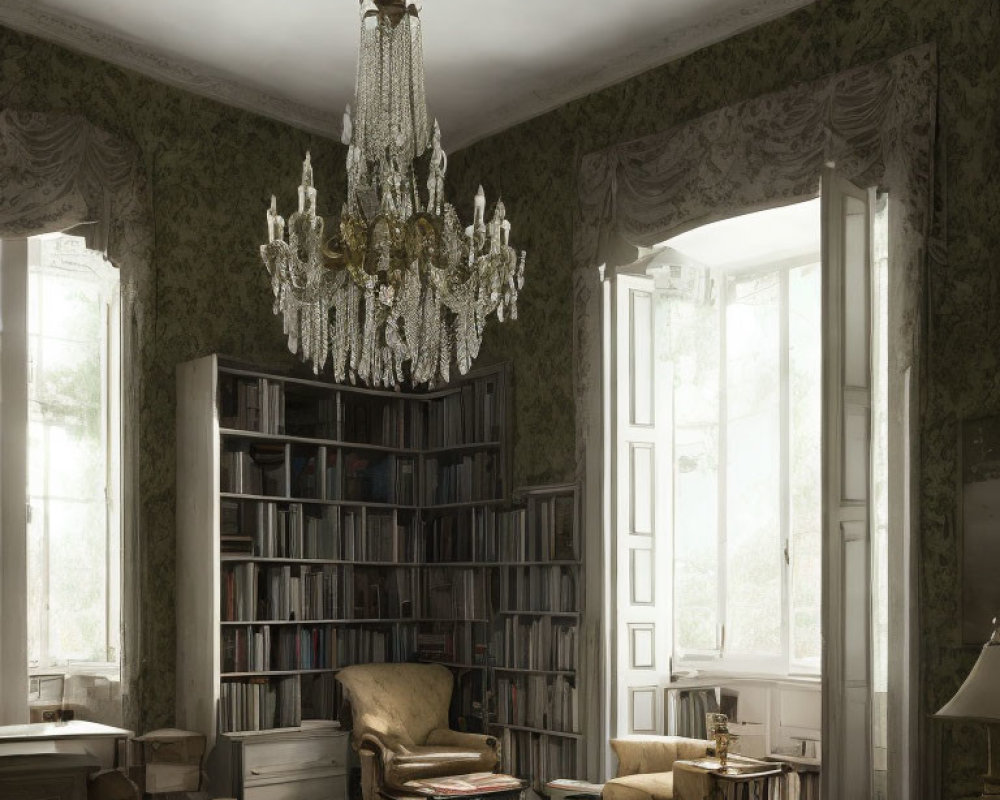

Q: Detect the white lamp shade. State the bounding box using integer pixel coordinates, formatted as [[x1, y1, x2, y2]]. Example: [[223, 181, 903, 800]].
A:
[[936, 642, 1000, 722]]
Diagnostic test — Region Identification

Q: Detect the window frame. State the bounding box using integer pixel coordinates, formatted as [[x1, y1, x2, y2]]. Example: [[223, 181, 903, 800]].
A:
[[669, 248, 823, 679], [10, 234, 123, 680]]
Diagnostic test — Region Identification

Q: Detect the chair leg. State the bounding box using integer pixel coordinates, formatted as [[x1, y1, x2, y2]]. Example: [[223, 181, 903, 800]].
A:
[[359, 749, 379, 800]]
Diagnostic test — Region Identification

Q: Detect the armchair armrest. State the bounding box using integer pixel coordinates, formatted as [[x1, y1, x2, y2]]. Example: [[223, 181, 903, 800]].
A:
[[425, 728, 500, 756]]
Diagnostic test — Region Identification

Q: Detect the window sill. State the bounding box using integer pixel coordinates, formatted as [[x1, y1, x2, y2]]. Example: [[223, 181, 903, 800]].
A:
[[667, 670, 821, 688]]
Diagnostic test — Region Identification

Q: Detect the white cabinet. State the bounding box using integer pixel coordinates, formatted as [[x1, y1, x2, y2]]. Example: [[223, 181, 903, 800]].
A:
[[213, 727, 349, 800]]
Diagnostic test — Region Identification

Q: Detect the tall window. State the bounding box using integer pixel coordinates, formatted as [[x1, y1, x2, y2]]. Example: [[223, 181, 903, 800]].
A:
[[1, 232, 122, 723], [27, 233, 122, 674], [660, 200, 822, 675]]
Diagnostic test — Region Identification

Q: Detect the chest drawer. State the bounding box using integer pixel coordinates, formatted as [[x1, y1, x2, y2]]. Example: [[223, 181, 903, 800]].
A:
[[244, 773, 347, 800], [242, 731, 348, 781]]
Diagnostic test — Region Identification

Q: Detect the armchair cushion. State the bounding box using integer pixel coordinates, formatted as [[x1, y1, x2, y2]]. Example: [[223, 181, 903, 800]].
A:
[[382, 743, 498, 787], [603, 773, 674, 800]]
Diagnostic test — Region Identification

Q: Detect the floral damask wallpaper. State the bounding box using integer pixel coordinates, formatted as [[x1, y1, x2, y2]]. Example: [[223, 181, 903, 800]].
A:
[[448, 0, 999, 795], [0, 0, 997, 791]]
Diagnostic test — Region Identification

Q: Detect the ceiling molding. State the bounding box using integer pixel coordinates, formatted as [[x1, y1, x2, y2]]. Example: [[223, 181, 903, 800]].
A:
[[0, 0, 341, 139], [448, 0, 816, 150]]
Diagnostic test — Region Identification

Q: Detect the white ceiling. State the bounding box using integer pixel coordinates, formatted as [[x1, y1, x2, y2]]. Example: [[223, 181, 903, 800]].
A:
[[0, 0, 814, 151]]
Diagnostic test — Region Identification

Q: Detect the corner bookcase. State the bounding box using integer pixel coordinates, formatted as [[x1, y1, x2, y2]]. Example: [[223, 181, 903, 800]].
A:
[[175, 354, 511, 744]]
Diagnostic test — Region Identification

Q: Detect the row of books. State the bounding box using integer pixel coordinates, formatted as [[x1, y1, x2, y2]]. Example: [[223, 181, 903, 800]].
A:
[[497, 616, 577, 671], [340, 394, 408, 448], [222, 564, 339, 622], [529, 493, 577, 561], [349, 568, 416, 619], [218, 676, 300, 733], [219, 372, 505, 451], [220, 625, 337, 672], [424, 508, 491, 562], [425, 377, 502, 447], [300, 672, 341, 721], [224, 500, 421, 563], [342, 452, 395, 503], [340, 509, 415, 562], [232, 379, 408, 448], [501, 566, 578, 613], [335, 625, 415, 665], [498, 728, 577, 792], [221, 442, 284, 495], [424, 567, 489, 619], [495, 674, 578, 733], [220, 376, 283, 434], [424, 451, 502, 505], [226, 498, 589, 568], [495, 495, 576, 562], [416, 627, 488, 664]]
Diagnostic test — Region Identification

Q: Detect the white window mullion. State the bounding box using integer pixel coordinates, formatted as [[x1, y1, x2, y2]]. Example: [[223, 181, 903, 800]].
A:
[[717, 271, 728, 657], [779, 267, 791, 671]]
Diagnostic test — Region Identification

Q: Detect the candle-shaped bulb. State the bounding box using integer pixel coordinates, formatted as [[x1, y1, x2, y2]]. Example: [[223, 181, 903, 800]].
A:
[[267, 195, 278, 242], [341, 104, 353, 145], [474, 185, 486, 227]]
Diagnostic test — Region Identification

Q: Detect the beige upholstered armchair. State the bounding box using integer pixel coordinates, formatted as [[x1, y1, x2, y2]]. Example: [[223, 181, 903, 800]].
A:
[[603, 736, 712, 800], [336, 663, 500, 800]]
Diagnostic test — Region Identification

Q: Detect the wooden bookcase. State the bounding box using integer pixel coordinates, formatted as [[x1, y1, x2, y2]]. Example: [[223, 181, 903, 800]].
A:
[[491, 484, 583, 791], [175, 354, 511, 744]]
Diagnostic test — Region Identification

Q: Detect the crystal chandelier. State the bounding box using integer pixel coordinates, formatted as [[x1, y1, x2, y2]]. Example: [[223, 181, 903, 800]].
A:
[[261, 0, 525, 387]]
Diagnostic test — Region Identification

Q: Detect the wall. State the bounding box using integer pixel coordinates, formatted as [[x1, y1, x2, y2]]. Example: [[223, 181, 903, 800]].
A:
[[0, 25, 344, 733], [447, 0, 1000, 795]]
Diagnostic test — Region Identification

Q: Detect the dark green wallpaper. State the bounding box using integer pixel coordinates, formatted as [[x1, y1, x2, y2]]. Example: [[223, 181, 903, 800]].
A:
[[447, 0, 999, 795], [0, 25, 344, 733]]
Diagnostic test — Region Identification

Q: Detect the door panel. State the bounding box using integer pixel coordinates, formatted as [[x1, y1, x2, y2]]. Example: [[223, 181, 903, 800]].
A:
[[822, 169, 874, 800], [609, 272, 671, 736]]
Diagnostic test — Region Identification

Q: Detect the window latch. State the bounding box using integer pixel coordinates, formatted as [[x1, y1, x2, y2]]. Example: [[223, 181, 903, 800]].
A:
[[784, 540, 790, 565], [26, 502, 32, 525]]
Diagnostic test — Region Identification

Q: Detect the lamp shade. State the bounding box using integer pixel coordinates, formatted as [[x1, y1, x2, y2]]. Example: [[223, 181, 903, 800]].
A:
[[936, 625, 1000, 723]]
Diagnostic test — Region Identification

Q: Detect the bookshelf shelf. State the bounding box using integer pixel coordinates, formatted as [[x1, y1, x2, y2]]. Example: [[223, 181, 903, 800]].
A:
[[221, 669, 336, 678], [493, 723, 583, 740], [422, 441, 502, 456], [177, 355, 512, 745], [218, 493, 420, 511], [498, 610, 582, 617], [494, 666, 577, 677], [423, 499, 508, 511], [219, 427, 424, 455]]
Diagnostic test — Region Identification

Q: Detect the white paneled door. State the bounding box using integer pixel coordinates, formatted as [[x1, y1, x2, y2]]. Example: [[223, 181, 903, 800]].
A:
[[821, 168, 875, 800], [606, 271, 672, 738]]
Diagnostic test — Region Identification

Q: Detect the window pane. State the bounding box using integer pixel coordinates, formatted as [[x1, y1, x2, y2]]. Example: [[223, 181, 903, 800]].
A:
[[725, 273, 781, 656], [26, 234, 120, 677], [670, 295, 720, 653], [42, 499, 108, 662], [789, 263, 822, 664]]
